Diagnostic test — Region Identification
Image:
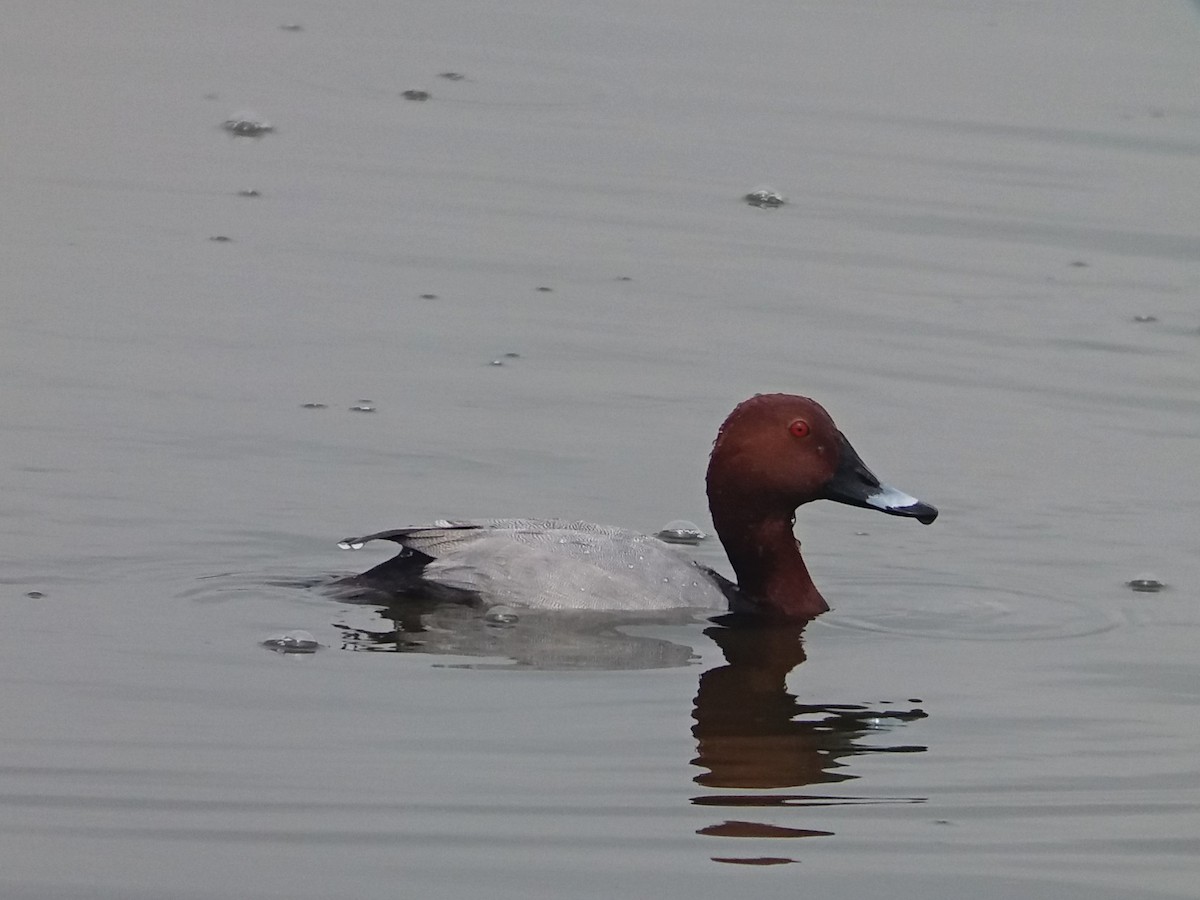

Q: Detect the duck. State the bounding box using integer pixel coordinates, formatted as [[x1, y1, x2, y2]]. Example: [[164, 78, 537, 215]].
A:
[[336, 393, 937, 618]]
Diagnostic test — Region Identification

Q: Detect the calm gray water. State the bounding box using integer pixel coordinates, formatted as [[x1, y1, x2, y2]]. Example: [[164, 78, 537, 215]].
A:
[[3, 2, 1199, 897]]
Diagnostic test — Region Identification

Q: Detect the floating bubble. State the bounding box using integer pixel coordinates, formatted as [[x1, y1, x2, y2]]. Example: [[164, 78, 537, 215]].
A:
[[279, 23, 304, 31], [439, 72, 466, 81], [1127, 574, 1165, 593], [744, 188, 785, 208], [261, 630, 319, 653], [209, 235, 233, 242], [25, 591, 45, 599], [300, 402, 327, 409], [338, 539, 366, 550], [401, 89, 431, 101], [349, 401, 376, 413], [238, 189, 261, 197], [484, 605, 519, 625], [655, 520, 708, 544], [222, 116, 274, 137], [1132, 315, 1158, 323]]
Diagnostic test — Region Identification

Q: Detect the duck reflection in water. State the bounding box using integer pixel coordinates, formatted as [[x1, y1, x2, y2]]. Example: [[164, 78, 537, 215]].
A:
[[692, 618, 927, 866], [333, 599, 704, 669], [330, 592, 927, 865]]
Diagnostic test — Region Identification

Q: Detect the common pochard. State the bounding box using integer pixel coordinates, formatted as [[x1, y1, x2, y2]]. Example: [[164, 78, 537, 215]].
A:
[[337, 394, 936, 618]]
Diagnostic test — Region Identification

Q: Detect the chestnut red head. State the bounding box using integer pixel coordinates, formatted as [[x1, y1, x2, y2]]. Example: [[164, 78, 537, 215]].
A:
[[706, 393, 937, 523]]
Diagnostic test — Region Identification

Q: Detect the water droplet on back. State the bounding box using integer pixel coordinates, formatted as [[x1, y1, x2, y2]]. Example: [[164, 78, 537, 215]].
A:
[[485, 605, 519, 625], [656, 520, 707, 544]]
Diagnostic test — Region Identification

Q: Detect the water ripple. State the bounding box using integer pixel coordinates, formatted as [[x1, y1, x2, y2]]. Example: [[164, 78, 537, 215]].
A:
[[820, 581, 1123, 641]]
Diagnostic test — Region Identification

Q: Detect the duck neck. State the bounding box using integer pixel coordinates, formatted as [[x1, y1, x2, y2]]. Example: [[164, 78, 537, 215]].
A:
[[710, 503, 829, 619]]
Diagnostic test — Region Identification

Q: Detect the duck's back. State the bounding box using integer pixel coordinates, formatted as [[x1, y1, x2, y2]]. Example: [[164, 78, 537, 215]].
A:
[[343, 518, 731, 611]]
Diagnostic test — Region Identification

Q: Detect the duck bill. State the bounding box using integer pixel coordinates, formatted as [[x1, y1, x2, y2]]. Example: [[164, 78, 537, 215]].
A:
[[821, 433, 938, 524]]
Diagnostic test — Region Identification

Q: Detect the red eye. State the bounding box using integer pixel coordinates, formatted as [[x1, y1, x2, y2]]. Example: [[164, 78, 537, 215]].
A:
[[789, 419, 811, 438]]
